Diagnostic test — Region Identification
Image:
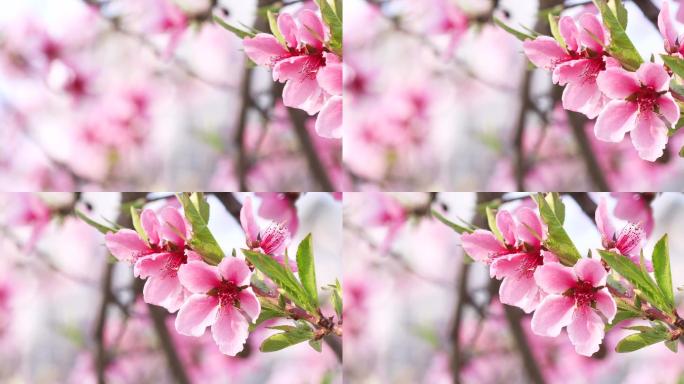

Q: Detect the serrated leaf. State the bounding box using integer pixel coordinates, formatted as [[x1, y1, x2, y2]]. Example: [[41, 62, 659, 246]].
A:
[[130, 206, 148, 244], [534, 194, 581, 266], [243, 249, 316, 314], [213, 15, 256, 39], [309, 338, 323, 352], [74, 209, 117, 234], [666, 339, 679, 353], [316, 0, 342, 55], [485, 206, 504, 243], [189, 192, 210, 223], [599, 250, 673, 313], [593, 0, 643, 70], [260, 327, 314, 352], [608, 0, 628, 28], [177, 193, 224, 265], [296, 234, 319, 310], [545, 192, 565, 225], [652, 234, 674, 307], [431, 209, 474, 234], [493, 17, 536, 42], [615, 327, 670, 352]]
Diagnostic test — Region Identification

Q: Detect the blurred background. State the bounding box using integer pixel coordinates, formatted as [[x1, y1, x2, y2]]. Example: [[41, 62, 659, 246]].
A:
[[343, 0, 684, 191], [0, 192, 342, 383], [344, 192, 684, 383], [0, 0, 342, 191]]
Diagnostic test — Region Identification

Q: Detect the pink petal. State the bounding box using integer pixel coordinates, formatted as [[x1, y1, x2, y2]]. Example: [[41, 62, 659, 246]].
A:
[[659, 1, 679, 53], [317, 61, 342, 96], [595, 198, 616, 245], [282, 76, 324, 115], [315, 96, 342, 139], [574, 258, 607, 287], [559, 15, 580, 52], [218, 257, 252, 286], [522, 36, 568, 70], [514, 207, 542, 248], [178, 260, 221, 294], [594, 100, 638, 142], [104, 229, 149, 263], [561, 78, 604, 119], [297, 9, 325, 49], [530, 295, 576, 337], [175, 294, 219, 336], [615, 223, 645, 256], [554, 59, 591, 86], [631, 110, 668, 161], [159, 207, 186, 246], [141, 209, 160, 246], [243, 34, 289, 67], [460, 230, 507, 263], [657, 94, 680, 125], [578, 13, 607, 52], [135, 252, 173, 279], [499, 274, 542, 313], [496, 209, 516, 247], [277, 12, 298, 49], [238, 288, 261, 320], [240, 196, 260, 245], [567, 306, 605, 356], [490, 252, 527, 280], [534, 262, 577, 294], [273, 55, 308, 83], [636, 62, 670, 91], [143, 273, 184, 312], [596, 68, 640, 99], [595, 288, 617, 322], [211, 306, 249, 356]]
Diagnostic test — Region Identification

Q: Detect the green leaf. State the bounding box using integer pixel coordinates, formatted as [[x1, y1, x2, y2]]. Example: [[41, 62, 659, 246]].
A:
[[605, 308, 641, 331], [593, 0, 643, 70], [177, 193, 224, 265], [548, 14, 565, 49], [252, 298, 289, 330], [485, 206, 504, 243], [130, 206, 148, 244], [296, 234, 319, 310], [431, 209, 474, 234], [308, 338, 323, 352], [334, 0, 343, 21], [74, 209, 117, 234], [260, 327, 314, 352], [329, 279, 342, 317], [243, 249, 316, 313], [213, 15, 256, 39], [545, 192, 565, 225], [267, 10, 287, 48], [652, 234, 675, 307], [316, 0, 342, 55], [493, 17, 536, 42], [189, 192, 210, 223], [662, 55, 684, 80], [615, 326, 670, 353], [666, 339, 679, 353], [608, 0, 628, 28], [533, 194, 581, 266], [599, 250, 673, 313]]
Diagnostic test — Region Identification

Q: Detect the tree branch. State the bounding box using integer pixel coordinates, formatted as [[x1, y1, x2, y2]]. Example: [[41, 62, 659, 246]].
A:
[[502, 304, 547, 384]]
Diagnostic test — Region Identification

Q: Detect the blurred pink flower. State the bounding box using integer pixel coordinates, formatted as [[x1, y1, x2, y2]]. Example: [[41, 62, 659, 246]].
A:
[[461, 207, 556, 313], [363, 193, 407, 254], [595, 197, 649, 271], [240, 196, 293, 270], [8, 193, 52, 250], [254, 193, 299, 235], [595, 63, 679, 161], [315, 53, 342, 139], [429, 0, 469, 57], [532, 259, 616, 356], [659, 1, 684, 54], [176, 257, 260, 356], [611, 192, 655, 236], [523, 14, 614, 118]]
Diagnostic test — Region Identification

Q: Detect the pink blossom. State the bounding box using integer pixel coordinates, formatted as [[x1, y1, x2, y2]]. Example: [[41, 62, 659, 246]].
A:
[[240, 196, 292, 269], [429, 0, 469, 57], [8, 193, 52, 250], [523, 14, 615, 118], [362, 193, 407, 254], [595, 197, 649, 270], [105, 206, 192, 312], [595, 62, 679, 161], [611, 192, 655, 236], [244, 10, 331, 115], [658, 1, 684, 55], [315, 53, 342, 139], [461, 207, 556, 313], [175, 257, 260, 356], [254, 193, 299, 235], [531, 259, 616, 356]]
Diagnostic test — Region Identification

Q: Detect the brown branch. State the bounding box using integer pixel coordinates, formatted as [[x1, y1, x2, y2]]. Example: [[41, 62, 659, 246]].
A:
[[566, 192, 598, 220], [513, 69, 533, 191], [565, 110, 611, 190], [502, 304, 547, 384], [212, 192, 242, 221], [147, 302, 192, 384]]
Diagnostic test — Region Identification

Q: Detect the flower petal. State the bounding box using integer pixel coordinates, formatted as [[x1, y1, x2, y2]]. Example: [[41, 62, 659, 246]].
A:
[[559, 16, 580, 52], [522, 37, 568, 71], [561, 78, 604, 119], [315, 96, 342, 139], [297, 9, 325, 49], [657, 94, 680, 125], [594, 288, 616, 322], [531, 295, 576, 337], [240, 196, 260, 245], [490, 252, 527, 280], [594, 100, 638, 142], [534, 262, 577, 294], [636, 62, 671, 92], [212, 306, 249, 356], [218, 257, 252, 286], [159, 207, 187, 246], [175, 294, 219, 336], [567, 306, 605, 356], [178, 260, 221, 294], [574, 258, 607, 287], [596, 68, 640, 99], [277, 12, 298, 49], [496, 209, 516, 247], [141, 209, 160, 246], [578, 13, 607, 52], [238, 288, 261, 321], [460, 230, 506, 263], [630, 110, 668, 161], [243, 34, 289, 67], [499, 274, 542, 313], [595, 198, 616, 245], [143, 273, 184, 312], [514, 207, 543, 248], [104, 229, 149, 263]]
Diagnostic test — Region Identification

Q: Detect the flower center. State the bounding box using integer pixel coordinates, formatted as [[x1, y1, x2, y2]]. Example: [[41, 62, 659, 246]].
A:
[[571, 280, 596, 308], [259, 223, 287, 255], [300, 53, 326, 80], [162, 251, 188, 277], [517, 250, 544, 278], [216, 280, 241, 308], [634, 86, 659, 113]]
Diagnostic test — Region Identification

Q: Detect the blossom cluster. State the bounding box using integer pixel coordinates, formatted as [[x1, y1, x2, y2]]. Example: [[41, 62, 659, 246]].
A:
[[460, 196, 649, 356], [520, 2, 684, 161]]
